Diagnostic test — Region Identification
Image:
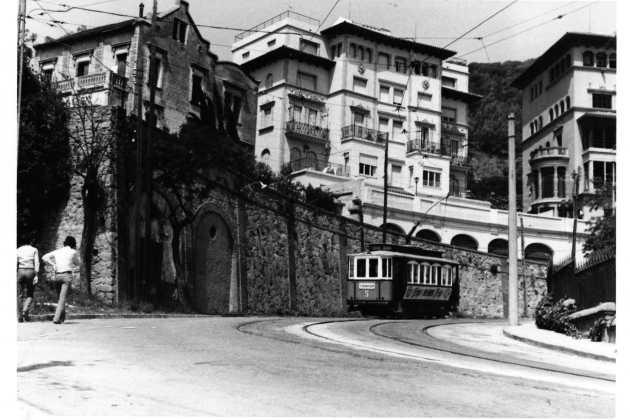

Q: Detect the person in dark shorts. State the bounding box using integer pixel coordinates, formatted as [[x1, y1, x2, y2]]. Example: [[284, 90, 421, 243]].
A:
[[17, 236, 40, 322], [42, 236, 81, 324]]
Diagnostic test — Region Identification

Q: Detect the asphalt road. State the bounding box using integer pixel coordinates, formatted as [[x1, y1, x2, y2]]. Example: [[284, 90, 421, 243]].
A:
[[16, 317, 615, 417]]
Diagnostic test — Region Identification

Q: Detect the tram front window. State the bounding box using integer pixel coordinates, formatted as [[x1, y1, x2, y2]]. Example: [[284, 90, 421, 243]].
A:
[[357, 259, 366, 277], [369, 259, 378, 277]]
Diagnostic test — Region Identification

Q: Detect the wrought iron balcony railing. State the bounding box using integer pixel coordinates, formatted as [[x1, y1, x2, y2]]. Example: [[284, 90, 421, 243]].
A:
[[288, 158, 350, 177], [341, 124, 388, 143], [406, 140, 470, 166], [285, 120, 329, 141]]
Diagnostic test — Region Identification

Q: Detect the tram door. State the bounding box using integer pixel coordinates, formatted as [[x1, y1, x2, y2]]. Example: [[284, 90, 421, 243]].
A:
[[194, 212, 233, 314]]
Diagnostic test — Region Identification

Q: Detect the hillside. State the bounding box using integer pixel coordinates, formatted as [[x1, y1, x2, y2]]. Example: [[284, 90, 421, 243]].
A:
[[465, 59, 535, 207]]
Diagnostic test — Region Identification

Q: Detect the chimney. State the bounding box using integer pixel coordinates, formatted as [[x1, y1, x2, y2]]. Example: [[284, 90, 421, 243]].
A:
[[139, 3, 144, 18], [77, 25, 87, 32]]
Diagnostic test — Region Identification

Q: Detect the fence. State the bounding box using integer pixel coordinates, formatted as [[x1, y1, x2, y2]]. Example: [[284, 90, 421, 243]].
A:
[[548, 250, 616, 311]]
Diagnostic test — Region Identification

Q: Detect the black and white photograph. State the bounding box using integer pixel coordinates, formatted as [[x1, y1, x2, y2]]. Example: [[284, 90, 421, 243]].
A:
[[6, 0, 620, 417]]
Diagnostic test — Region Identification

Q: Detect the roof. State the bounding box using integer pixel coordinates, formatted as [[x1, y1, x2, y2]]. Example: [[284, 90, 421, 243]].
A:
[[346, 250, 456, 265], [442, 86, 482, 104], [34, 19, 138, 49], [240, 45, 336, 72], [216, 61, 260, 85], [577, 112, 616, 120], [511, 32, 616, 89], [321, 20, 456, 60]]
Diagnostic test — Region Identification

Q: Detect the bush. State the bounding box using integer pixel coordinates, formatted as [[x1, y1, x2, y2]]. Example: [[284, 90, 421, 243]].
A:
[[534, 294, 581, 338], [587, 315, 615, 342]]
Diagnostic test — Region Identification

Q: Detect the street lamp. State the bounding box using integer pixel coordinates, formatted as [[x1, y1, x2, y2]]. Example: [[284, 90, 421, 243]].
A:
[[241, 181, 268, 191], [414, 177, 419, 196]]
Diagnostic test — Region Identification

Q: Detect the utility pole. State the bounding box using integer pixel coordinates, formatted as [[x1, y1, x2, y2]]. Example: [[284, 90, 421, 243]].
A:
[[134, 55, 145, 302], [571, 168, 581, 263], [143, 0, 159, 300], [507, 113, 518, 326], [520, 216, 527, 317], [17, 0, 27, 128], [382, 133, 389, 243]]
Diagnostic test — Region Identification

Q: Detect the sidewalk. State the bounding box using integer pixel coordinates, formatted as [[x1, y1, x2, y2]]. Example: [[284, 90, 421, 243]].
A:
[[503, 320, 616, 363]]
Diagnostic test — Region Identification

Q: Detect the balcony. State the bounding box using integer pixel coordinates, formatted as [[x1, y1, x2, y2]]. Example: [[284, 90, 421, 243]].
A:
[[53, 71, 129, 94], [341, 124, 388, 144], [529, 147, 569, 164], [288, 158, 350, 177], [285, 120, 329, 142], [406, 140, 471, 166]]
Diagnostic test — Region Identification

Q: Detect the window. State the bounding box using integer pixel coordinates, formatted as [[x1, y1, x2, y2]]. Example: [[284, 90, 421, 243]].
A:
[[409, 165, 414, 186], [420, 263, 430, 284], [430, 264, 440, 285], [392, 120, 403, 142], [421, 62, 429, 77], [393, 89, 403, 105], [365, 48, 372, 63], [292, 105, 302, 121], [609, 53, 616, 69], [149, 57, 163, 89], [191, 74, 204, 106], [267, 39, 276, 50], [593, 94, 612, 109], [297, 72, 316, 90], [305, 151, 317, 167], [353, 112, 364, 125], [261, 106, 273, 128], [442, 107, 456, 123], [261, 149, 270, 163], [379, 86, 389, 102], [172, 18, 187, 43], [560, 100, 565, 114], [76, 60, 89, 76], [556, 132, 563, 148], [116, 53, 127, 76], [530, 122, 534, 136], [449, 177, 459, 196], [596, 52, 607, 68], [242, 52, 250, 62], [377, 52, 389, 69], [593, 161, 615, 188], [356, 258, 378, 278], [265, 73, 273, 89], [583, 51, 594, 66], [308, 108, 317, 126], [566, 96, 570, 109], [290, 147, 301, 162], [349, 43, 356, 58], [389, 164, 402, 186], [359, 154, 377, 177], [450, 139, 459, 156], [232, 96, 242, 123], [423, 170, 441, 188], [383, 258, 392, 278], [42, 68, 54, 82], [549, 109, 554, 121], [442, 265, 453, 286], [299, 39, 319, 55], [534, 120, 538, 132], [336, 43, 342, 58], [395, 57, 406, 73], [558, 167, 566, 198], [566, 54, 572, 69], [554, 104, 559, 117], [408, 261, 419, 284], [442, 76, 456, 88], [353, 77, 367, 94], [541, 167, 554, 198], [331, 45, 336, 58], [538, 116, 543, 129], [418, 93, 431, 108], [358, 46, 364, 61], [379, 118, 389, 134]]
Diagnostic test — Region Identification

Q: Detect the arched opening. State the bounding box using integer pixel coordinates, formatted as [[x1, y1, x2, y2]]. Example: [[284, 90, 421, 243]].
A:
[[565, 96, 570, 109], [530, 122, 534, 136], [560, 100, 565, 114], [549, 109, 554, 121], [261, 149, 270, 163], [290, 147, 301, 164], [416, 229, 441, 243], [349, 43, 356, 58], [449, 177, 459, 196], [583, 51, 594, 66], [488, 238, 509, 256], [525, 243, 553, 262], [450, 234, 478, 250], [265, 73, 273, 89], [380, 223, 405, 235], [538, 116, 543, 128], [596, 52, 607, 68], [194, 212, 234, 314]]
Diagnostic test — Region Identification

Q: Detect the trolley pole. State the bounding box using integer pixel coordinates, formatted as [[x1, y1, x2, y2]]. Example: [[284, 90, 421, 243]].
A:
[[508, 113, 519, 326]]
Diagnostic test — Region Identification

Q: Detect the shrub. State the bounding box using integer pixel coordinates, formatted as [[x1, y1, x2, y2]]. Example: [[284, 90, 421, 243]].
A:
[[534, 293, 581, 338], [587, 315, 615, 342]]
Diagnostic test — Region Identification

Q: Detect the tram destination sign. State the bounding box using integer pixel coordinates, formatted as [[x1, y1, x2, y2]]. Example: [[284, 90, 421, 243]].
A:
[[358, 283, 375, 290], [404, 285, 451, 301]]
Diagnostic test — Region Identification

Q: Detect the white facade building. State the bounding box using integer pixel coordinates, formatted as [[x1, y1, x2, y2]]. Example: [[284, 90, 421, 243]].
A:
[[233, 12, 588, 262]]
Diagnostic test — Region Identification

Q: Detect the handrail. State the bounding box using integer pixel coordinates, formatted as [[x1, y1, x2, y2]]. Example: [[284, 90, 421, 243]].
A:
[[288, 158, 350, 177], [286, 120, 330, 140], [530, 147, 568, 160], [341, 124, 388, 142], [235, 11, 320, 41]]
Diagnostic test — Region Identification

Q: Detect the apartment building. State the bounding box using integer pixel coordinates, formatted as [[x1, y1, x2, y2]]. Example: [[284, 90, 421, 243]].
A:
[[511, 32, 616, 220], [32, 0, 258, 144], [232, 12, 589, 262]]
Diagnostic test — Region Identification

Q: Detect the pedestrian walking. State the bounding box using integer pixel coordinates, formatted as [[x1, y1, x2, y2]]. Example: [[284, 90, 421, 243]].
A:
[[17, 235, 40, 322], [42, 236, 81, 324]]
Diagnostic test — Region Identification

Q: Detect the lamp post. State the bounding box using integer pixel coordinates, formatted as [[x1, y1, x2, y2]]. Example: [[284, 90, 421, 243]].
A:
[[414, 177, 419, 196]]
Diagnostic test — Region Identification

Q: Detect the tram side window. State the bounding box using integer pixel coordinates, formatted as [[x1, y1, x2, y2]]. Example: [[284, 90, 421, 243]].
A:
[[442, 265, 452, 286], [382, 258, 392, 278], [431, 264, 441, 285], [369, 259, 378, 277], [408, 261, 419, 283], [357, 259, 366, 277], [420, 263, 431, 284], [348, 258, 355, 278]]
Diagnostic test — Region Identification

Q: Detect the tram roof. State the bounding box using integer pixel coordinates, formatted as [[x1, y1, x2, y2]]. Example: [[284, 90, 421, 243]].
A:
[[347, 251, 457, 265]]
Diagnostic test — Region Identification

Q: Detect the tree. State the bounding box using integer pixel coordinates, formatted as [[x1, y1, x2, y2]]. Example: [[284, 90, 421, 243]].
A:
[[67, 93, 122, 294], [18, 34, 72, 243], [582, 181, 615, 258]]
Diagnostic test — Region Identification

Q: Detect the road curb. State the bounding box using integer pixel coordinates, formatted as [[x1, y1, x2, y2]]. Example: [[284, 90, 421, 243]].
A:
[[502, 328, 616, 363], [22, 313, 219, 323]]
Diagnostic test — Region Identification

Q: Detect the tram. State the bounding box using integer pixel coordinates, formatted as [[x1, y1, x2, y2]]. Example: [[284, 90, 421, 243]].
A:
[[347, 243, 459, 318]]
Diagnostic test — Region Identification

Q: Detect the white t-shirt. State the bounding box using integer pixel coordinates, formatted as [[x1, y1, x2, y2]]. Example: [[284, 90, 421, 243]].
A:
[[17, 245, 39, 270], [42, 247, 81, 273]]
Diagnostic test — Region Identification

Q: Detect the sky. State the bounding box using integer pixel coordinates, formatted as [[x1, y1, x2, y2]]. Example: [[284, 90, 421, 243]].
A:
[[22, 0, 617, 65]]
